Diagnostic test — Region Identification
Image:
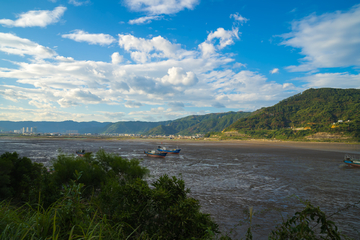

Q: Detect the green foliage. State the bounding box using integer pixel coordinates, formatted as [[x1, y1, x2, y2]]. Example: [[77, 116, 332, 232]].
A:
[[0, 152, 46, 203], [225, 88, 360, 141], [98, 174, 219, 239], [0, 151, 219, 239], [144, 111, 251, 136], [144, 124, 178, 135], [269, 201, 346, 240]]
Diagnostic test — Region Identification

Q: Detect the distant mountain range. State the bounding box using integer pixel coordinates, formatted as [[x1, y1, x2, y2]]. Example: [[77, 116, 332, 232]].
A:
[[2, 88, 359, 141], [101, 111, 251, 135], [0, 111, 250, 135]]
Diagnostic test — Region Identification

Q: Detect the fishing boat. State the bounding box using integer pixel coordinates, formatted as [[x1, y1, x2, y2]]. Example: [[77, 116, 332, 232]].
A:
[[157, 146, 181, 154], [344, 154, 360, 167], [144, 150, 167, 158], [76, 150, 91, 157]]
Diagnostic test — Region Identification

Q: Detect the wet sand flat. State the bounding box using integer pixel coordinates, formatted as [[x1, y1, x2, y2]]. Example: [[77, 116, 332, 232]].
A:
[[1, 137, 360, 239]]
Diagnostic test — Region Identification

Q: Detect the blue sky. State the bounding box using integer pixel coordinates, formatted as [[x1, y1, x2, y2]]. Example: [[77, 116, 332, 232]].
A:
[[0, 0, 359, 122]]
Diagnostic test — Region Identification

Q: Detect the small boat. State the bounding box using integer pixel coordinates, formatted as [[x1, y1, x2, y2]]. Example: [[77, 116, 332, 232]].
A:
[[344, 154, 360, 167], [144, 150, 167, 158], [76, 150, 91, 157], [157, 146, 181, 154]]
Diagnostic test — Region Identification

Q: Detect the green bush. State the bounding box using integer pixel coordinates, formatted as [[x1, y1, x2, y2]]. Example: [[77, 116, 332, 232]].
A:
[[0, 152, 46, 203]]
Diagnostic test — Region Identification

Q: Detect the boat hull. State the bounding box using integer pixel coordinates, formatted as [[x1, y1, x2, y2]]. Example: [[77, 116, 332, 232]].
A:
[[144, 151, 167, 158], [344, 160, 360, 167], [157, 149, 181, 154], [157, 146, 181, 154]]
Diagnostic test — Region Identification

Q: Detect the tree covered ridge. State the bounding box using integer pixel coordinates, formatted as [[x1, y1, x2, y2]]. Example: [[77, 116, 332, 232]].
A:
[[225, 88, 360, 141], [145, 111, 251, 136]]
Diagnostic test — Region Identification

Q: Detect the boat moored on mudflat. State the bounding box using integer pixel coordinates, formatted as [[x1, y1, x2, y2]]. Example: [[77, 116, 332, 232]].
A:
[[157, 146, 181, 154], [344, 154, 360, 167], [76, 150, 92, 157], [144, 150, 167, 158]]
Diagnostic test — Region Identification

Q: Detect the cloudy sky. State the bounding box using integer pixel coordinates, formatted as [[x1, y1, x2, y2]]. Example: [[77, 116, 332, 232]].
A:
[[0, 0, 359, 122]]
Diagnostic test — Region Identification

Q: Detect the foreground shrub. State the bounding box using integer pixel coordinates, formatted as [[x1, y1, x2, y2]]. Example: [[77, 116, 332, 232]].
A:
[[0, 151, 219, 239], [0, 152, 46, 203]]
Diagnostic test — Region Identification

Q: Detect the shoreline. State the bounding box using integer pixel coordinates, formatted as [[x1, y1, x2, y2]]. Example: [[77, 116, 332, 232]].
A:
[[1, 135, 360, 154]]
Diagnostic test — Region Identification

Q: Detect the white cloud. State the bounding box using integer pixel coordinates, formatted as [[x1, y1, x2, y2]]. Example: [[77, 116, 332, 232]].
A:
[[0, 6, 66, 28], [230, 13, 249, 24], [118, 34, 187, 62], [299, 72, 360, 89], [68, 0, 90, 6], [207, 28, 239, 49], [0, 31, 300, 121], [0, 32, 57, 58], [124, 0, 199, 15], [129, 107, 188, 121], [160, 67, 198, 87], [129, 15, 162, 25], [270, 68, 279, 74], [62, 30, 116, 46], [199, 27, 239, 56], [281, 4, 360, 72], [198, 42, 216, 57], [111, 52, 123, 64], [0, 105, 123, 122]]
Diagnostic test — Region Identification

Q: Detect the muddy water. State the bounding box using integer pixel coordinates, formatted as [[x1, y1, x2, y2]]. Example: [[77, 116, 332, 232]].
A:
[[1, 139, 360, 239]]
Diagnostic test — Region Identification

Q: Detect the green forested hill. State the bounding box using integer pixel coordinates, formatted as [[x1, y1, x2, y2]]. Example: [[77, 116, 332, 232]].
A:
[[223, 88, 360, 141], [145, 111, 251, 135], [144, 124, 178, 135]]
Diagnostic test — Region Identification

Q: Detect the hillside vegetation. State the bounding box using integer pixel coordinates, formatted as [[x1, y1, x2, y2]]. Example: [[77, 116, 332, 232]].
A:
[[145, 111, 251, 136], [219, 88, 360, 141]]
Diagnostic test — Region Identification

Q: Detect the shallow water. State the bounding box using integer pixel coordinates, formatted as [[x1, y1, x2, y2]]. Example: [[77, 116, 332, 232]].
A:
[[1, 139, 360, 239]]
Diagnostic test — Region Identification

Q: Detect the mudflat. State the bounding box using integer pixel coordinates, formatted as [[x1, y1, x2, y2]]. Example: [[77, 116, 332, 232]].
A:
[[1, 137, 360, 239]]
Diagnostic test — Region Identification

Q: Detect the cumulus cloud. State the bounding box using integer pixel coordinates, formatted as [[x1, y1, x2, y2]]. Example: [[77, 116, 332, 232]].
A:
[[199, 28, 239, 56], [124, 0, 199, 15], [62, 30, 116, 45], [0, 105, 124, 122], [198, 42, 216, 57], [57, 89, 102, 107], [0, 30, 301, 121], [111, 52, 123, 64], [207, 28, 239, 49], [0, 32, 57, 58], [118, 34, 186, 62], [230, 13, 249, 24], [270, 68, 279, 74], [160, 67, 198, 87], [299, 72, 360, 88], [129, 15, 163, 25], [281, 4, 360, 72], [0, 6, 66, 28]]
